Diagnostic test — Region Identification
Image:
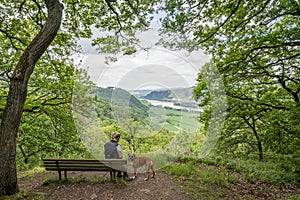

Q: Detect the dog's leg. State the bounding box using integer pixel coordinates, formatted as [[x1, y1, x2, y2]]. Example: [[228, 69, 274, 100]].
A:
[[144, 171, 150, 181], [144, 163, 151, 181], [133, 167, 137, 179], [150, 161, 156, 178], [152, 170, 156, 178]]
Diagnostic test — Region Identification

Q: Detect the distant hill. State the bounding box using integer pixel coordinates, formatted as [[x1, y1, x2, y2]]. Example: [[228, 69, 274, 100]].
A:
[[142, 90, 172, 100], [129, 89, 153, 98], [141, 87, 195, 102], [96, 87, 149, 120]]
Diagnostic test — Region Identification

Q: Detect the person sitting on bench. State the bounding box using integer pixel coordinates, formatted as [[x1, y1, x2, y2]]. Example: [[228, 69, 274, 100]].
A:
[[104, 132, 123, 178]]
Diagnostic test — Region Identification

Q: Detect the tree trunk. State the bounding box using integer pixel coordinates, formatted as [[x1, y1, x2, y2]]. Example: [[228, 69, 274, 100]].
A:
[[0, 0, 63, 195], [252, 127, 263, 161], [243, 116, 264, 161]]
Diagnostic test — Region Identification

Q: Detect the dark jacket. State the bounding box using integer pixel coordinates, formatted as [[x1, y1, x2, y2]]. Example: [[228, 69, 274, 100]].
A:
[[104, 140, 119, 159]]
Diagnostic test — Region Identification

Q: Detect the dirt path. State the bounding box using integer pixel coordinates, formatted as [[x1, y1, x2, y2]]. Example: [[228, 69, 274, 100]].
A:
[[17, 169, 300, 200], [19, 171, 192, 200]]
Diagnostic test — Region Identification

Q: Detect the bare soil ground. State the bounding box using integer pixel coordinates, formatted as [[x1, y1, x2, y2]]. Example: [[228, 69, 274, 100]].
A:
[[18, 171, 191, 200], [17, 169, 300, 200]]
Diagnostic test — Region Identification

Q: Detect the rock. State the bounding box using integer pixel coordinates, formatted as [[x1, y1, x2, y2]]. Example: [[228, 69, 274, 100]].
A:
[[140, 189, 151, 194], [90, 193, 98, 199]]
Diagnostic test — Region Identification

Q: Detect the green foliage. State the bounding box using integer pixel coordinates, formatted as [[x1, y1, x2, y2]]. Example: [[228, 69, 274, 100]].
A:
[[0, 190, 44, 200], [12, 67, 95, 170], [148, 106, 200, 132], [90, 176, 107, 184], [96, 87, 149, 121], [16, 190, 44, 200], [285, 195, 300, 200], [165, 155, 300, 199], [163, 163, 198, 178], [18, 167, 46, 179], [160, 0, 300, 160], [1, 1, 298, 197], [101, 120, 175, 154], [163, 159, 238, 199], [0, 0, 162, 175], [177, 157, 238, 185], [196, 154, 300, 184], [19, 192, 43, 200]]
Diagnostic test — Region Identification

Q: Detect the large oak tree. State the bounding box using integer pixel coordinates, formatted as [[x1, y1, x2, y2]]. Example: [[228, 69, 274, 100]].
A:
[[0, 0, 157, 195]]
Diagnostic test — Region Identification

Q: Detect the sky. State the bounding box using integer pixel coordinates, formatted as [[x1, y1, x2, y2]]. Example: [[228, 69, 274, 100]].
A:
[[78, 29, 211, 91]]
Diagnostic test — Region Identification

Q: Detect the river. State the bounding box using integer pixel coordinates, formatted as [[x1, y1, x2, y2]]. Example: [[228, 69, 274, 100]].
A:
[[145, 99, 202, 112]]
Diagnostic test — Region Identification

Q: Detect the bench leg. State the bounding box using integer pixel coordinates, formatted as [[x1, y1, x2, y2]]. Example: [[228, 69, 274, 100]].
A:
[[58, 170, 62, 181], [64, 170, 67, 179]]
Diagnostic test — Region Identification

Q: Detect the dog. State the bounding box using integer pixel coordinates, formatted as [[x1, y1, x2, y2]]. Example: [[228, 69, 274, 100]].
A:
[[128, 153, 156, 181]]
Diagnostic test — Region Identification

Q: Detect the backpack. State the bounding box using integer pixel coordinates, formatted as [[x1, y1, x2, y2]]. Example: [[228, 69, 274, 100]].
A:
[[104, 141, 119, 159]]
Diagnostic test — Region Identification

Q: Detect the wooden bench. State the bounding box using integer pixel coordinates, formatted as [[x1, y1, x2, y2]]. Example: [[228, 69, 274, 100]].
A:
[[42, 158, 127, 181]]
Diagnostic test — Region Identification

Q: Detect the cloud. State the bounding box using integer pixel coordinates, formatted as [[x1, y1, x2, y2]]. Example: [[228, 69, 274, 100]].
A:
[[78, 30, 211, 90]]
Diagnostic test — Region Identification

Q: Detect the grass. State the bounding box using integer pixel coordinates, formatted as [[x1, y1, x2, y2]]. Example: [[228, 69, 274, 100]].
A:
[[0, 190, 44, 200], [193, 155, 300, 184], [16, 190, 44, 200], [196, 168, 237, 185], [163, 161, 237, 186], [285, 195, 300, 200], [163, 155, 300, 199], [163, 163, 198, 178], [162, 160, 239, 199], [90, 176, 107, 184], [149, 106, 200, 132], [18, 167, 46, 179]]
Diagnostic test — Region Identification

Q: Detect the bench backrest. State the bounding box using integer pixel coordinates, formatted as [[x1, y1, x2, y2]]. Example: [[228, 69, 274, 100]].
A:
[[42, 158, 127, 172]]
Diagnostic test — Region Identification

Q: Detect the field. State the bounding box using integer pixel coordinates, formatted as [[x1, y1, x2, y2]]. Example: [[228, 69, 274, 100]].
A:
[[148, 105, 201, 132]]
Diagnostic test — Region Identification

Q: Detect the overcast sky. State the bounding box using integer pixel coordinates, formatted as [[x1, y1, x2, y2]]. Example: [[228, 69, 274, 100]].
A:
[[78, 29, 211, 91]]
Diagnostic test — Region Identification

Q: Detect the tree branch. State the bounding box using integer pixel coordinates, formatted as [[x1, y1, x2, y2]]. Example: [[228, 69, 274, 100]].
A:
[[32, 0, 44, 28], [18, 0, 27, 12], [227, 92, 289, 110], [239, 41, 300, 65], [105, 0, 122, 34], [233, 0, 271, 30], [199, 0, 242, 44], [0, 29, 26, 51]]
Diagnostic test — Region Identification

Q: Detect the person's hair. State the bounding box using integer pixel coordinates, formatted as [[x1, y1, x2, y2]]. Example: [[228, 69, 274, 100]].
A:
[[111, 132, 121, 139]]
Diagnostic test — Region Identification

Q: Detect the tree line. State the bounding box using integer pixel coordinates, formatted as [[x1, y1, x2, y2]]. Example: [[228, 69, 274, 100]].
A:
[[0, 0, 299, 196]]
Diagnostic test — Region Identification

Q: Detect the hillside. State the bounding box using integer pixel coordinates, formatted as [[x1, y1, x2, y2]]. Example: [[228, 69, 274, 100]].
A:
[[96, 87, 149, 120]]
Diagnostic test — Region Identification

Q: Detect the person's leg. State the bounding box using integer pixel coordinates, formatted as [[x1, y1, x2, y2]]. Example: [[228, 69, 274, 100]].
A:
[[117, 171, 122, 178], [123, 171, 128, 178]]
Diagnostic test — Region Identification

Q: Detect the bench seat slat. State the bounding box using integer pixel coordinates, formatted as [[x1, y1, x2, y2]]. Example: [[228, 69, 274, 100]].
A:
[[45, 167, 114, 171], [44, 165, 126, 170], [43, 160, 126, 165], [43, 164, 107, 167], [43, 159, 125, 162], [42, 158, 128, 180]]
